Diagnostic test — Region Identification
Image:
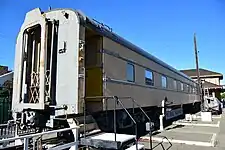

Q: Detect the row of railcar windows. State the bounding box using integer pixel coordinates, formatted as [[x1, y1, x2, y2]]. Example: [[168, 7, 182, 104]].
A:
[[126, 63, 198, 94]]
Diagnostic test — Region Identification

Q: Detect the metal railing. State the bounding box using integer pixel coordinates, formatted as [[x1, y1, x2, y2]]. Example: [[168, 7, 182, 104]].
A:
[[0, 123, 15, 139], [119, 97, 153, 150], [83, 96, 138, 149], [116, 96, 139, 150], [83, 96, 153, 150], [0, 126, 80, 150]]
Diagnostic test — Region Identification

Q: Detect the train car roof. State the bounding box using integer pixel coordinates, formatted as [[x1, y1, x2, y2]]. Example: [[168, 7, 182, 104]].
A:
[[44, 8, 195, 83]]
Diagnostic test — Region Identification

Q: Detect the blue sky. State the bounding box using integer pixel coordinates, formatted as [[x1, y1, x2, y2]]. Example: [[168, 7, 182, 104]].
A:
[[0, 0, 225, 83]]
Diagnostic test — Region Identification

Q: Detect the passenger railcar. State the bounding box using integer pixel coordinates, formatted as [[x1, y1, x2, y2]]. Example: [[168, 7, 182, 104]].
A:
[[12, 8, 201, 135]]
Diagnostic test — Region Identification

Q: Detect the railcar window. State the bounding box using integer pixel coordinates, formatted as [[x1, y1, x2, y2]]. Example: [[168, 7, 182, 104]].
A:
[[181, 82, 184, 91], [190, 86, 193, 93], [126, 63, 135, 82], [193, 87, 196, 94], [145, 70, 154, 86], [161, 75, 167, 88], [173, 80, 177, 90], [187, 85, 189, 93], [195, 87, 198, 94]]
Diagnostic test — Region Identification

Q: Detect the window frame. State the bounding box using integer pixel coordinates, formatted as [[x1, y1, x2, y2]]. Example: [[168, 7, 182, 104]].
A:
[[161, 75, 167, 88], [186, 84, 189, 93], [126, 62, 135, 82], [189, 86, 193, 93], [145, 69, 154, 86], [180, 82, 184, 91], [173, 80, 177, 90]]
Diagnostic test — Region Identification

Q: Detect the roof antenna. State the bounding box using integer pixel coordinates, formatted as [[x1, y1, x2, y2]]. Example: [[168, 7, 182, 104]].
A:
[[48, 6, 52, 11]]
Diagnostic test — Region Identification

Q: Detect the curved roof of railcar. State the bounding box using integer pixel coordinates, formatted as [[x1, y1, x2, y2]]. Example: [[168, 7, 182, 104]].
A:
[[44, 8, 195, 83]]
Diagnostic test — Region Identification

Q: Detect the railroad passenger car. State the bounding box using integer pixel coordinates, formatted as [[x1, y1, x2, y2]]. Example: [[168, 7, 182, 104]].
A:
[[12, 8, 201, 135]]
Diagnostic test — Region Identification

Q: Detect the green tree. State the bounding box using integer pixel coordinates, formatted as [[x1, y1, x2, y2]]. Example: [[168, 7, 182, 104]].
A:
[[221, 93, 225, 99]]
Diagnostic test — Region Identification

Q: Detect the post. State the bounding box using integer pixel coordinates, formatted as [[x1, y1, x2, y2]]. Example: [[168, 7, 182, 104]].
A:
[[67, 119, 79, 150], [14, 118, 23, 146], [162, 99, 165, 116], [159, 115, 164, 131], [160, 98, 165, 131], [113, 96, 117, 142], [70, 128, 78, 150], [23, 137, 29, 150], [194, 33, 203, 111]]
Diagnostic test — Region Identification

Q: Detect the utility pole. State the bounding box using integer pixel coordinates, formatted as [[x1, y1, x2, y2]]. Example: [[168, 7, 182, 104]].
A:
[[194, 33, 204, 111]]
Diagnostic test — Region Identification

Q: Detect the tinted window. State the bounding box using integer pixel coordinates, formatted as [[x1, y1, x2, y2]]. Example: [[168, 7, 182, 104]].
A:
[[173, 80, 177, 90], [192, 87, 196, 94], [181, 82, 184, 91], [126, 63, 135, 82], [161, 75, 167, 88], [187, 85, 189, 92], [145, 70, 154, 86], [190, 86, 192, 93]]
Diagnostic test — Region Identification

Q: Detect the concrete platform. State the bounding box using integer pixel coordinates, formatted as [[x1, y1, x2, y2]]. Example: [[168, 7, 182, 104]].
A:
[[173, 117, 220, 127], [139, 112, 225, 149], [139, 141, 216, 150], [194, 112, 222, 119], [165, 124, 219, 134], [140, 129, 216, 147], [80, 132, 136, 149]]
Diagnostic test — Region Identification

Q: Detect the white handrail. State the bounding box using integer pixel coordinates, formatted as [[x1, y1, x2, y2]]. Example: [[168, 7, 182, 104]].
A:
[[0, 126, 80, 143]]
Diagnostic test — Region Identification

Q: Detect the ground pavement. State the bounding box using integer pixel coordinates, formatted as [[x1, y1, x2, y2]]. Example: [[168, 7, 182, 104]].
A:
[[139, 110, 225, 150]]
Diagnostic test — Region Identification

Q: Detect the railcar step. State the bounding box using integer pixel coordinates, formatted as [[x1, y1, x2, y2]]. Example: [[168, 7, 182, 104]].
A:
[[79, 129, 101, 137], [76, 115, 95, 124], [75, 115, 100, 136], [80, 132, 136, 149]]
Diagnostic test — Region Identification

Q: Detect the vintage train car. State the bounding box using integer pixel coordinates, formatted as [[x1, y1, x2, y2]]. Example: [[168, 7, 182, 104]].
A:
[[12, 8, 201, 135]]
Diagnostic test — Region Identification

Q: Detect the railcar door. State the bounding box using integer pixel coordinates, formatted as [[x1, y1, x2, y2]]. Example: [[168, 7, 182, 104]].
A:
[[84, 28, 103, 113]]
